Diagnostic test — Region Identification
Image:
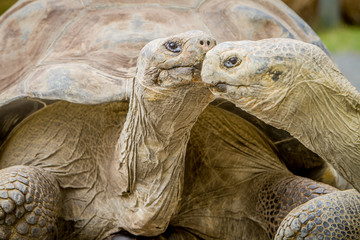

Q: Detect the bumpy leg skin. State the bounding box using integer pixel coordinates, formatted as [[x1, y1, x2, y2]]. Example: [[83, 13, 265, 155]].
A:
[[257, 175, 338, 239], [275, 189, 360, 240], [0, 166, 60, 239]]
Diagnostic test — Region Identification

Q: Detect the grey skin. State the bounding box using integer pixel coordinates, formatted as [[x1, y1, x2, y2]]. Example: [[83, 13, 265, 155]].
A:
[[201, 38, 360, 239], [0, 31, 216, 239]]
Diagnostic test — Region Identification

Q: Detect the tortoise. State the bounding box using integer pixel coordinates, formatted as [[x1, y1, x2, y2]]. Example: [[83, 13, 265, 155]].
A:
[[0, 0, 344, 239], [0, 29, 217, 239], [201, 38, 360, 239]]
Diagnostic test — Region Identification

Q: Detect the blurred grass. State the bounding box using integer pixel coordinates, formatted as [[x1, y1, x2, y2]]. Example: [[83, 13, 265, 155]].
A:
[[0, 0, 17, 15], [317, 24, 360, 53]]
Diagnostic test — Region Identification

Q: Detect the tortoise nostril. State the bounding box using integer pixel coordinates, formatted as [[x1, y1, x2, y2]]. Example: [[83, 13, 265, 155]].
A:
[[199, 38, 216, 50]]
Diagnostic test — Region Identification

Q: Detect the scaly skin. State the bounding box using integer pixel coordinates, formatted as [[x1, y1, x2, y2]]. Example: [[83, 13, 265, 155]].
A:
[[0, 166, 60, 239], [275, 189, 360, 240], [201, 38, 360, 239]]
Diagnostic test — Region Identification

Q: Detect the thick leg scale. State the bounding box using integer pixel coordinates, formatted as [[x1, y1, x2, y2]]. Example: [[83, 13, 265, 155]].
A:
[[275, 189, 360, 240], [0, 166, 60, 239]]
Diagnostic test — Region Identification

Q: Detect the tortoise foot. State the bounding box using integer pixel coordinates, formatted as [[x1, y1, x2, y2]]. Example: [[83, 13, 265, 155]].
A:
[[275, 189, 360, 240], [0, 166, 60, 239]]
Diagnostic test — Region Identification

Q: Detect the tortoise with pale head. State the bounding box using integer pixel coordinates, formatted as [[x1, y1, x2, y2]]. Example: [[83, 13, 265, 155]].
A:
[[0, 30, 216, 239], [202, 38, 360, 239], [0, 0, 345, 239]]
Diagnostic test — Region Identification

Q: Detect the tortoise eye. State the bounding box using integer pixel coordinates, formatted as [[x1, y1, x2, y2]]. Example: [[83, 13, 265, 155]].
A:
[[224, 57, 240, 68], [165, 41, 182, 53]]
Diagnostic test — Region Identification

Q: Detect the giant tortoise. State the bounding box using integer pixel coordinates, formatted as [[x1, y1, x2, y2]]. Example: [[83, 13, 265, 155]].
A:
[[0, 0, 344, 239], [201, 38, 360, 239], [0, 29, 218, 239]]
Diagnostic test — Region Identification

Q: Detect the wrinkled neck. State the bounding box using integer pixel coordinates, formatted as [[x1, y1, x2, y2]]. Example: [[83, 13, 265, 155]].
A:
[[121, 88, 193, 193], [269, 67, 360, 191], [112, 81, 213, 235], [118, 82, 213, 191]]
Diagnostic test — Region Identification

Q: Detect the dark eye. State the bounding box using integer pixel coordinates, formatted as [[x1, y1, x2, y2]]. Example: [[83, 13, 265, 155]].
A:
[[165, 41, 182, 53], [224, 57, 240, 68]]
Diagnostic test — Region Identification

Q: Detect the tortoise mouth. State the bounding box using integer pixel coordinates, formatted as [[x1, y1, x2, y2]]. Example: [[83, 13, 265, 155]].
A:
[[209, 82, 249, 92], [168, 65, 203, 82], [156, 66, 206, 87], [210, 83, 227, 92]]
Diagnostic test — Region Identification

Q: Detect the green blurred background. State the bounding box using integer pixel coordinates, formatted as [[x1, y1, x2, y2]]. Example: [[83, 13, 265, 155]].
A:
[[283, 0, 360, 53], [0, 0, 17, 15]]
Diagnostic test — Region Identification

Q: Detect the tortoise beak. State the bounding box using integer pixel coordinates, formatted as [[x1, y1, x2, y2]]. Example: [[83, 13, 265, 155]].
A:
[[194, 61, 202, 71], [192, 61, 203, 82]]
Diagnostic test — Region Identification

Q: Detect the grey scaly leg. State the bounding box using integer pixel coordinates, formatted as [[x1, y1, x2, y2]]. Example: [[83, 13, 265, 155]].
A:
[[0, 166, 60, 239], [256, 175, 338, 239], [275, 189, 360, 240]]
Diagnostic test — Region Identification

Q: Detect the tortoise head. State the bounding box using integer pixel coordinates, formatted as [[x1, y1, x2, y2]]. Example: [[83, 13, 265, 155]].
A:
[[134, 30, 216, 100], [201, 38, 332, 117]]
